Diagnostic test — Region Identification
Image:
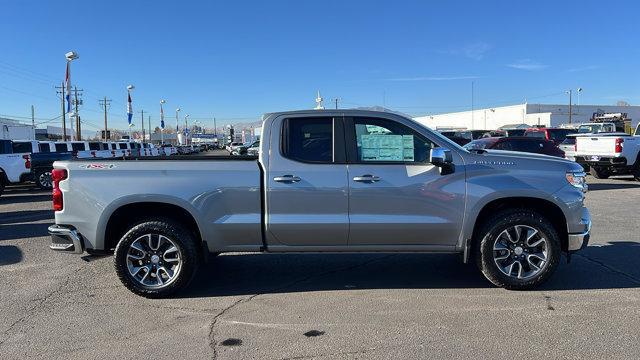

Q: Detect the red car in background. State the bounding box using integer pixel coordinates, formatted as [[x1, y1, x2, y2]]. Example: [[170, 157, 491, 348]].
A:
[[463, 136, 565, 158], [524, 127, 577, 145]]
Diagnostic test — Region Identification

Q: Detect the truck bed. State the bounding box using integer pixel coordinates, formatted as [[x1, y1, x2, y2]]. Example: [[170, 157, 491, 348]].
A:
[[53, 157, 263, 253]]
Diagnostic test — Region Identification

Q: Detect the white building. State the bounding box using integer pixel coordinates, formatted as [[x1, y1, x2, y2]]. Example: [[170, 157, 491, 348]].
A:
[[1, 117, 35, 140], [414, 103, 640, 131]]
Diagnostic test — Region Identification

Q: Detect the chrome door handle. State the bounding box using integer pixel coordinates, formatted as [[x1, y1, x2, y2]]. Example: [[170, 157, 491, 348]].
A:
[[273, 175, 301, 183], [353, 174, 380, 183]]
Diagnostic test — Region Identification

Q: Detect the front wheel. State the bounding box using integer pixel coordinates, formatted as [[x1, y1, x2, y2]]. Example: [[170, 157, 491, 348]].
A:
[[475, 209, 561, 290], [114, 219, 200, 298]]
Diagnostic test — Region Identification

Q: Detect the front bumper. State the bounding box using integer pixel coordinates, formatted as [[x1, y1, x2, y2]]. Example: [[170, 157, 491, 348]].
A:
[[49, 225, 84, 254], [567, 208, 591, 251]]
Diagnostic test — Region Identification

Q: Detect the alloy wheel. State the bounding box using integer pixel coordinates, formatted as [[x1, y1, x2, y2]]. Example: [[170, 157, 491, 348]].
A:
[[492, 225, 549, 280], [126, 234, 182, 288]]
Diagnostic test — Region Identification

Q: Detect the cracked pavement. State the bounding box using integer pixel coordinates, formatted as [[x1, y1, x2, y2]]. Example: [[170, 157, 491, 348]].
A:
[[1, 177, 640, 359]]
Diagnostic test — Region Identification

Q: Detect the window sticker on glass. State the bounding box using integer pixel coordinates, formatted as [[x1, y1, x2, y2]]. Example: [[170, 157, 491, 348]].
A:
[[360, 134, 414, 161]]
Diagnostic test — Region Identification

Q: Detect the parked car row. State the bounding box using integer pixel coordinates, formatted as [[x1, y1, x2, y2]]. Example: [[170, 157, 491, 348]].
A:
[[229, 140, 260, 156], [0, 139, 189, 196], [442, 123, 640, 181]]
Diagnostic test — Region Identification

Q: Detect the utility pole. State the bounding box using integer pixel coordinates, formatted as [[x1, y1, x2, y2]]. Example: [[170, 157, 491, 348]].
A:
[[139, 110, 145, 142], [99, 97, 112, 141], [55, 83, 67, 140], [213, 117, 217, 136], [73, 86, 83, 140], [332, 98, 340, 109], [148, 115, 151, 144], [31, 105, 35, 128], [568, 89, 573, 124]]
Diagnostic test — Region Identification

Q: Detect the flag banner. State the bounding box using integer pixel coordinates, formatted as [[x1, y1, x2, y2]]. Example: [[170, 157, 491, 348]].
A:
[[160, 105, 165, 129], [64, 62, 71, 113], [127, 93, 133, 125]]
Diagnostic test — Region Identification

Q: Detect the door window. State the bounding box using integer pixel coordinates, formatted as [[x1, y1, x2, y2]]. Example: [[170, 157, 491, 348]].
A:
[[352, 118, 434, 163], [55, 143, 68, 152], [38, 143, 51, 153], [282, 118, 333, 163]]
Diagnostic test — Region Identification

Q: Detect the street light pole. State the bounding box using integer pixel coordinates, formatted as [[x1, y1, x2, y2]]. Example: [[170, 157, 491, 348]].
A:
[[185, 114, 190, 145], [160, 100, 166, 145], [175, 108, 181, 145]]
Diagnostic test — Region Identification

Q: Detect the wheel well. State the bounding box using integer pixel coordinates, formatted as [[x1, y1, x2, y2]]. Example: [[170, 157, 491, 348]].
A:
[[104, 202, 203, 251], [471, 197, 569, 252]]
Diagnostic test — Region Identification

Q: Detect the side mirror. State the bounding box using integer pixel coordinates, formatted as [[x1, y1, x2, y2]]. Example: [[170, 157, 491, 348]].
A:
[[430, 148, 452, 167]]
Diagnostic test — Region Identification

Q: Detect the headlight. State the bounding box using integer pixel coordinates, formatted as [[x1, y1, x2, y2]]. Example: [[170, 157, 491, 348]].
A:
[[566, 171, 587, 192]]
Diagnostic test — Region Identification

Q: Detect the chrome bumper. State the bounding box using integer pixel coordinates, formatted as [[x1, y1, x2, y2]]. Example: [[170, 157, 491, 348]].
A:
[[567, 209, 591, 252], [49, 225, 84, 254]]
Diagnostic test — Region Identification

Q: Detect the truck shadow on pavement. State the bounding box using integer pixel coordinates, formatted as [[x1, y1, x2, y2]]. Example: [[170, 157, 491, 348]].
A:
[[0, 210, 53, 241], [0, 194, 52, 204], [0, 245, 23, 266], [179, 241, 640, 298]]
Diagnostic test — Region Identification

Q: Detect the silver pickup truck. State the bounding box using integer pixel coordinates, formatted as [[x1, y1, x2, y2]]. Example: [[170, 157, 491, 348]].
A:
[[49, 110, 591, 297]]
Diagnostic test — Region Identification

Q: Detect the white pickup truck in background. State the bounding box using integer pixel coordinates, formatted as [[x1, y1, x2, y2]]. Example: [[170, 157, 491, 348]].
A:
[[574, 133, 640, 180]]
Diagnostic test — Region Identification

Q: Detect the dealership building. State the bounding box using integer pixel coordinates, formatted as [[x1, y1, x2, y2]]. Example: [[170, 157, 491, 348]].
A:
[[413, 103, 640, 131]]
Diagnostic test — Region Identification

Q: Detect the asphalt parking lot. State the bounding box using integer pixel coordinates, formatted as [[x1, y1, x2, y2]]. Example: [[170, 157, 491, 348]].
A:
[[1, 176, 639, 359]]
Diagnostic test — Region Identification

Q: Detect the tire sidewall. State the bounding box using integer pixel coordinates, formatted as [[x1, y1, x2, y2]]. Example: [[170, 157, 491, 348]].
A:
[[114, 219, 199, 298], [476, 210, 561, 290]]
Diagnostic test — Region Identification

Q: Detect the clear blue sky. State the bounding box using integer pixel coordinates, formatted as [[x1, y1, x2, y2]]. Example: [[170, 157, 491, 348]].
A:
[[1, 0, 639, 131]]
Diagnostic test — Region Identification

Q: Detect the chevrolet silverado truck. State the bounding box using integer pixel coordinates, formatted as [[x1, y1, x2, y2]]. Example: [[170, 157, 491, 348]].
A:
[[574, 133, 640, 180], [49, 110, 591, 298], [0, 140, 32, 197]]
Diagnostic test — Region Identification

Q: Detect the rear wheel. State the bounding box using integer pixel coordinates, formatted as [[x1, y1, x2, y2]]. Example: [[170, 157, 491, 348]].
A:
[[114, 218, 200, 298], [35, 169, 53, 190], [589, 167, 610, 179], [475, 209, 561, 290]]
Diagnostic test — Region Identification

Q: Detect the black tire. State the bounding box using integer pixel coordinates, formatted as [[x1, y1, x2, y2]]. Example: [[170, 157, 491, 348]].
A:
[[35, 169, 53, 190], [0, 179, 4, 198], [589, 167, 610, 179], [475, 208, 561, 290], [114, 218, 200, 298]]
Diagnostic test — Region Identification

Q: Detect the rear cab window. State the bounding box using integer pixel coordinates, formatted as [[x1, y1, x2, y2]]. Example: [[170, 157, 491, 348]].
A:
[[525, 130, 546, 139], [12, 142, 32, 154], [282, 117, 334, 163], [548, 129, 575, 142]]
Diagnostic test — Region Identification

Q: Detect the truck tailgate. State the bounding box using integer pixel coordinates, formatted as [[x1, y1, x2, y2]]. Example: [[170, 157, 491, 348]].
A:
[[576, 136, 619, 156]]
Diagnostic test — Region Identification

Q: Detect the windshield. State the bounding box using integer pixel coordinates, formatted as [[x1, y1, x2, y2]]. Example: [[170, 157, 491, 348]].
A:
[[463, 138, 497, 150]]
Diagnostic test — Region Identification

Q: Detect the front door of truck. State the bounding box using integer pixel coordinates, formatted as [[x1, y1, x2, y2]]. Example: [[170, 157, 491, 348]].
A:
[[345, 116, 465, 246], [265, 115, 349, 247]]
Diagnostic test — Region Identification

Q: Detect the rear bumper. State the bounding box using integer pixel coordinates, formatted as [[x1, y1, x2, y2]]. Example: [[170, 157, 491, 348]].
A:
[[575, 156, 627, 167], [567, 208, 591, 252], [48, 225, 84, 254]]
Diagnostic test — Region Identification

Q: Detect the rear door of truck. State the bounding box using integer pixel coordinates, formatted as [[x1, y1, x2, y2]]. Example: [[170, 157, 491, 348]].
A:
[[265, 115, 349, 247]]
